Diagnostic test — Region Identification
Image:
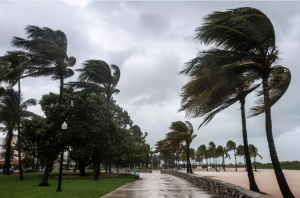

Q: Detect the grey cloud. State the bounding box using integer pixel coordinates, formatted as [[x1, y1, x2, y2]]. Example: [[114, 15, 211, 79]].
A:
[[0, 1, 299, 163]]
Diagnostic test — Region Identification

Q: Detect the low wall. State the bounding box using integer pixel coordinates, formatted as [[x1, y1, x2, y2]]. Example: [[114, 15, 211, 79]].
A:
[[134, 169, 152, 173], [161, 170, 267, 198]]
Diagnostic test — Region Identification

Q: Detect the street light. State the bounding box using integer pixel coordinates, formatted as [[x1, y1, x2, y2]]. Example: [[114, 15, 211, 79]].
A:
[[57, 121, 67, 192], [151, 147, 154, 172]]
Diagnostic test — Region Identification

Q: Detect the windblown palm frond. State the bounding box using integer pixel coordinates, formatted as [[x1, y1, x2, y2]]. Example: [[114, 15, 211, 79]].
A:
[[68, 60, 121, 100]]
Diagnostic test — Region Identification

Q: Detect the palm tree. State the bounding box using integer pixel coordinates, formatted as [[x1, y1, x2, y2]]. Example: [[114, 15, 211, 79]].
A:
[[68, 60, 120, 180], [166, 121, 196, 174], [0, 89, 36, 175], [226, 141, 237, 171], [68, 60, 120, 103], [215, 145, 224, 170], [0, 51, 31, 180], [207, 142, 217, 171], [197, 144, 209, 171], [237, 144, 246, 170], [222, 147, 230, 171], [12, 26, 76, 186], [181, 7, 293, 197], [249, 144, 263, 171]]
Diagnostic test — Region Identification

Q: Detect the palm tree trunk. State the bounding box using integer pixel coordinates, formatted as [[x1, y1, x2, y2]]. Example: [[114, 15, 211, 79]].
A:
[[254, 156, 257, 171], [240, 98, 259, 192], [234, 148, 237, 171], [262, 76, 294, 198], [189, 158, 193, 174], [5, 124, 13, 175], [186, 144, 190, 173], [17, 80, 24, 180]]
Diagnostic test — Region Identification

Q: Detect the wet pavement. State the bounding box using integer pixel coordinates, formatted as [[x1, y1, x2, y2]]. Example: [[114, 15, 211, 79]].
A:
[[102, 172, 220, 198]]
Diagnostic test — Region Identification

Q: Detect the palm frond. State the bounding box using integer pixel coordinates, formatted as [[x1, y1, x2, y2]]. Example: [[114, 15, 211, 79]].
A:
[[249, 65, 291, 117]]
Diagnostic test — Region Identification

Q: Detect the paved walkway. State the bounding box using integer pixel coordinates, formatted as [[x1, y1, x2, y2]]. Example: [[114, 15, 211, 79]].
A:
[[102, 173, 220, 198]]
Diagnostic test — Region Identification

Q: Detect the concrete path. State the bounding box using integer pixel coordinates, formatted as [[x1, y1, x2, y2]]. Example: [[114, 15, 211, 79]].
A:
[[102, 173, 220, 198]]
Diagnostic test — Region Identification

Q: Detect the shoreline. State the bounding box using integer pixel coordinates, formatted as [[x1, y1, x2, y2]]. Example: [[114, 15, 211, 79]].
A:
[[181, 168, 299, 197]]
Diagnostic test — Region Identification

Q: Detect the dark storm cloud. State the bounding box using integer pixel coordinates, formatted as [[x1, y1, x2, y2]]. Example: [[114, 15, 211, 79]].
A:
[[0, 0, 299, 162]]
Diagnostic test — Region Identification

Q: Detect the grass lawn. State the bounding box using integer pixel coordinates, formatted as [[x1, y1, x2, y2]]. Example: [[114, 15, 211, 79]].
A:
[[0, 171, 133, 198]]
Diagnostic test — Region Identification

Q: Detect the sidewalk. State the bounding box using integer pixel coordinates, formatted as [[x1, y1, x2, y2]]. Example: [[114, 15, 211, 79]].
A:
[[102, 172, 220, 198]]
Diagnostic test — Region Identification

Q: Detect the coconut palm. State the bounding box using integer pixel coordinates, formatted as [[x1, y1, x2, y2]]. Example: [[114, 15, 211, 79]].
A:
[[181, 7, 293, 197], [207, 142, 217, 171], [215, 145, 224, 170], [166, 121, 196, 174], [237, 144, 246, 170], [0, 51, 31, 180], [197, 144, 209, 171], [67, 60, 120, 180], [249, 144, 263, 171], [68, 60, 120, 103], [0, 89, 36, 175], [12, 25, 76, 186], [226, 140, 238, 171]]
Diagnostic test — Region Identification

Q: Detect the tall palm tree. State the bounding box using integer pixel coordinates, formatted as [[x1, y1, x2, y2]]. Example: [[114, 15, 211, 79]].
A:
[[222, 147, 230, 171], [0, 51, 31, 180], [68, 60, 120, 180], [208, 142, 217, 171], [166, 121, 197, 174], [0, 89, 36, 175], [181, 7, 293, 197], [226, 140, 238, 171], [237, 144, 246, 170], [215, 145, 224, 170], [12, 26, 76, 186], [249, 144, 263, 171], [197, 144, 209, 171]]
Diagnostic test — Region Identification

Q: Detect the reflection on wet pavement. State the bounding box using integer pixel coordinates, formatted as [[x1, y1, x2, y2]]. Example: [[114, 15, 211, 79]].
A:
[[102, 173, 220, 198]]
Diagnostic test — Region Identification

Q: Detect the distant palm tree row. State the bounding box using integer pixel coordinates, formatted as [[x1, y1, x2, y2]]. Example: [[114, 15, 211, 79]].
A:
[[157, 7, 294, 198], [196, 140, 262, 172]]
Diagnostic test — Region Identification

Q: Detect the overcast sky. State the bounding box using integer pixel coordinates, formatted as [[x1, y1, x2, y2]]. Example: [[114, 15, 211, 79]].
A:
[[0, 0, 299, 163]]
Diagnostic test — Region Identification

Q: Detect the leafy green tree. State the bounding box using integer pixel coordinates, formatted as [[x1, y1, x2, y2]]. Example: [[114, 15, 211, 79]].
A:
[[249, 144, 263, 171], [21, 116, 51, 172], [12, 26, 76, 186], [180, 7, 293, 197], [166, 121, 196, 173]]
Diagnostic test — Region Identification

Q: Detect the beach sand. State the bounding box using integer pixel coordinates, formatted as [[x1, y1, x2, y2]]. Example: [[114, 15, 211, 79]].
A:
[[186, 168, 300, 197]]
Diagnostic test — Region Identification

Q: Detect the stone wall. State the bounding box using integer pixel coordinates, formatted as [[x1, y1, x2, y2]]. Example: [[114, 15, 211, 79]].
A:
[[134, 169, 152, 173], [161, 170, 268, 198]]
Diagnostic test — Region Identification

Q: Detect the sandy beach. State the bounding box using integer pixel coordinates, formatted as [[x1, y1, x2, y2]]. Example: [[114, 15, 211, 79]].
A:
[[185, 168, 300, 197]]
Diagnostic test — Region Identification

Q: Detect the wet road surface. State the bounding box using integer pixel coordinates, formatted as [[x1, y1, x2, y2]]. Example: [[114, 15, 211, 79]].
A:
[[102, 173, 220, 198]]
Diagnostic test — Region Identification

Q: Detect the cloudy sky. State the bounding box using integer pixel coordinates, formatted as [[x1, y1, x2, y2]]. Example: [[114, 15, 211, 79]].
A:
[[0, 0, 299, 163]]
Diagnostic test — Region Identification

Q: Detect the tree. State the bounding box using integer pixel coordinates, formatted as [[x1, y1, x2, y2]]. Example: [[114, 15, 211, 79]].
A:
[[12, 26, 76, 186], [226, 140, 237, 171], [67, 60, 120, 180], [237, 144, 246, 170], [249, 144, 263, 171], [197, 144, 209, 171], [0, 89, 36, 175], [166, 121, 197, 174], [0, 51, 32, 180], [181, 7, 293, 197]]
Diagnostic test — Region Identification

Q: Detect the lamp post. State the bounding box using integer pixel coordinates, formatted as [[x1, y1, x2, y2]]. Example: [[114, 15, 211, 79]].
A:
[[151, 147, 154, 172], [57, 121, 67, 192]]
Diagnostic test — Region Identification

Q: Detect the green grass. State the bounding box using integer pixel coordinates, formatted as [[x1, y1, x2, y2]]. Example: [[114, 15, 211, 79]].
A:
[[0, 171, 133, 198]]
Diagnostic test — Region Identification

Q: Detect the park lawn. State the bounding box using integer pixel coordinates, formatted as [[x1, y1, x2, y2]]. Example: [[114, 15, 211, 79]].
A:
[[0, 171, 133, 198]]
